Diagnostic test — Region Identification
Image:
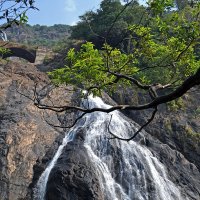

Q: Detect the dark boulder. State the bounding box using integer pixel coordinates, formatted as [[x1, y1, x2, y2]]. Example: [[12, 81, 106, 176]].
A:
[[46, 128, 104, 200]]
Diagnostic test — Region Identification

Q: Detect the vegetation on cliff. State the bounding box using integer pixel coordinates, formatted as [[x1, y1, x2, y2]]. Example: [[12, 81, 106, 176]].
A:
[[5, 24, 71, 48], [45, 0, 200, 140], [0, 0, 199, 141]]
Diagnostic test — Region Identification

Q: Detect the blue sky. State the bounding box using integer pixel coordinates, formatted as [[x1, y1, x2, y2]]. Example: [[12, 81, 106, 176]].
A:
[[27, 0, 102, 26], [27, 0, 146, 26]]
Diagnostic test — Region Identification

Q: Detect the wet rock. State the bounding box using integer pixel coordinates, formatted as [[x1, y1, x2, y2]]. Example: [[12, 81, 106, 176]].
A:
[[111, 86, 200, 170], [46, 128, 104, 200], [141, 132, 200, 199]]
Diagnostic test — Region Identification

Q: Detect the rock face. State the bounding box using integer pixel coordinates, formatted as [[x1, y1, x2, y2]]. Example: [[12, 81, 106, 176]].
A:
[[0, 59, 75, 200], [44, 104, 200, 200], [111, 86, 200, 170], [0, 57, 200, 200], [143, 132, 200, 199], [46, 128, 104, 200], [0, 41, 37, 63]]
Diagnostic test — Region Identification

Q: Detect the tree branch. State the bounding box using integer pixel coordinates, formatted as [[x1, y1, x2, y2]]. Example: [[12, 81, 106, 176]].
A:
[[106, 0, 134, 39], [34, 67, 200, 114], [43, 112, 87, 129], [107, 106, 157, 141], [107, 70, 151, 90]]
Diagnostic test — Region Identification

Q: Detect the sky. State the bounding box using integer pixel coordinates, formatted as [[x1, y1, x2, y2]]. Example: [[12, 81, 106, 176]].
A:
[[27, 0, 146, 26], [27, 0, 103, 26]]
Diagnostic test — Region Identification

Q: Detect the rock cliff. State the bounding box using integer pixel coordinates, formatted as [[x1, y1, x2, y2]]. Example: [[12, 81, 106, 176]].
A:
[[0, 57, 199, 200], [46, 128, 104, 200], [0, 59, 75, 200], [44, 100, 200, 200], [111, 86, 200, 170]]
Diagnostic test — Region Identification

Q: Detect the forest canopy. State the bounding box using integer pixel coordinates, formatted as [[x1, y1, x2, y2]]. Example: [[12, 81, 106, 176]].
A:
[[35, 0, 199, 140], [49, 0, 200, 96]]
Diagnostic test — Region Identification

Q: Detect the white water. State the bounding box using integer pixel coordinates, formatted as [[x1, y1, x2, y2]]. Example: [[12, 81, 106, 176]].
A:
[[0, 30, 8, 41], [34, 95, 182, 200], [33, 131, 74, 199]]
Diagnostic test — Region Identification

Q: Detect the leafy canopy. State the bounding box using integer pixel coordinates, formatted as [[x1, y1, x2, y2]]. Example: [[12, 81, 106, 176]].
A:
[[49, 0, 200, 96], [71, 0, 147, 51]]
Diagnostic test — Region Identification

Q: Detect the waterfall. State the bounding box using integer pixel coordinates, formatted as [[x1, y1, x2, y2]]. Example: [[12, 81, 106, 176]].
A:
[[33, 95, 182, 200], [33, 131, 75, 199], [0, 30, 8, 41]]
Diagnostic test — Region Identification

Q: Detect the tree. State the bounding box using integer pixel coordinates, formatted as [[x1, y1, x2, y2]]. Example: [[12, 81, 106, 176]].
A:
[[33, 0, 200, 140], [0, 0, 37, 56], [71, 0, 147, 51], [0, 0, 37, 30], [174, 0, 200, 10]]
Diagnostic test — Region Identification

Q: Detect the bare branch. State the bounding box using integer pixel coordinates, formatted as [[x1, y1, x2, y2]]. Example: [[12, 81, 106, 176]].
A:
[[175, 38, 195, 62], [16, 86, 35, 102], [85, 17, 106, 42], [0, 41, 9, 47], [15, 66, 200, 141], [16, 81, 87, 130], [107, 70, 151, 90], [34, 67, 200, 114], [107, 106, 157, 141], [87, 77, 120, 93], [106, 0, 134, 39], [43, 112, 87, 129]]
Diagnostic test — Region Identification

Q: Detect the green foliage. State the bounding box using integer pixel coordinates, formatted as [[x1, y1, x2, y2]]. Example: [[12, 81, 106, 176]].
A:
[[49, 42, 140, 95], [0, 0, 37, 30], [6, 24, 71, 48], [148, 0, 174, 15], [19, 13, 29, 24], [49, 42, 108, 95], [132, 4, 200, 84], [71, 0, 147, 50], [0, 47, 10, 56], [184, 125, 200, 142], [49, 1, 200, 96], [164, 118, 173, 133], [194, 106, 200, 118], [167, 97, 185, 111]]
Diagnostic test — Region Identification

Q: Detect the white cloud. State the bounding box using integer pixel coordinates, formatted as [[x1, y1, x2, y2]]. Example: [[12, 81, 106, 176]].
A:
[[70, 20, 78, 26], [64, 0, 76, 12]]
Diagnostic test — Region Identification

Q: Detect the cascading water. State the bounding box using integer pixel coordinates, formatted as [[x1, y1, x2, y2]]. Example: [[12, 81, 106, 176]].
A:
[[0, 30, 8, 41], [33, 95, 183, 200], [33, 131, 75, 199]]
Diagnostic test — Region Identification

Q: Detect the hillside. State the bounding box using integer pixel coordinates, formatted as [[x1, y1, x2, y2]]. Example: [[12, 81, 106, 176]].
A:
[[5, 24, 71, 48], [0, 24, 199, 199]]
